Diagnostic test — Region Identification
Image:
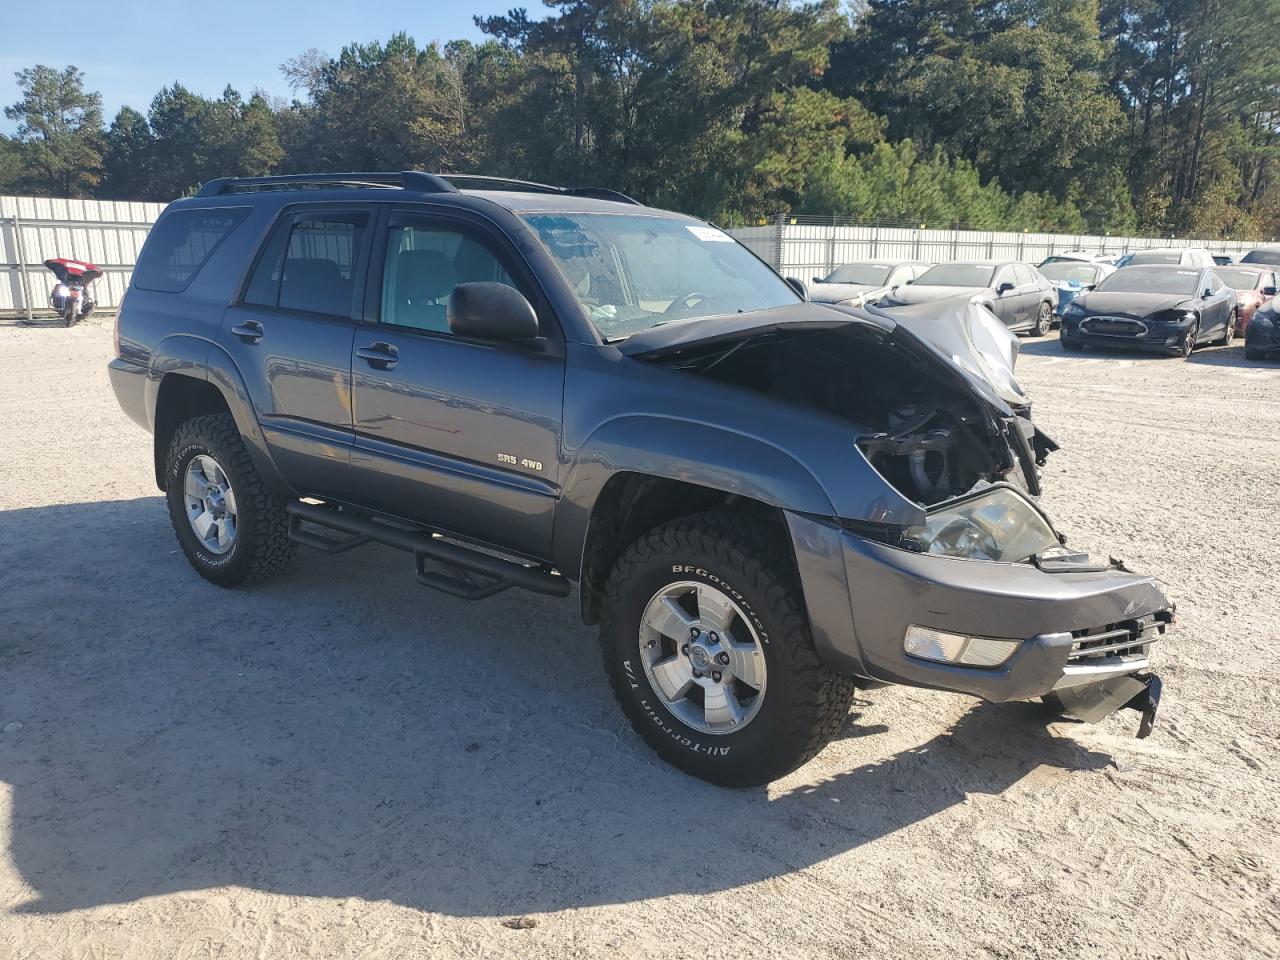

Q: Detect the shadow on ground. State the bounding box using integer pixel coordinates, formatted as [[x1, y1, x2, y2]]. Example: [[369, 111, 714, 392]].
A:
[[1018, 336, 1269, 368], [0, 497, 1111, 917]]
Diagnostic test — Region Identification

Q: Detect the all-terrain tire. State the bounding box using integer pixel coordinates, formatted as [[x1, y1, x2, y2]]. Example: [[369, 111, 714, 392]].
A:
[[164, 413, 295, 587], [599, 511, 856, 787]]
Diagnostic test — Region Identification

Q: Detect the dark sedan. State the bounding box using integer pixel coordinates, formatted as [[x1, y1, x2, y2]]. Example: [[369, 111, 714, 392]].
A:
[[879, 260, 1056, 336], [1059, 265, 1238, 358], [1245, 297, 1280, 360]]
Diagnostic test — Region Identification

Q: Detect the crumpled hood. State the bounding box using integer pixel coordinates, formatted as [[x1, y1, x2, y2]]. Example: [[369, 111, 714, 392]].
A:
[[618, 301, 1023, 414], [868, 299, 1026, 408], [882, 284, 985, 306], [1071, 291, 1192, 317], [808, 281, 886, 305]]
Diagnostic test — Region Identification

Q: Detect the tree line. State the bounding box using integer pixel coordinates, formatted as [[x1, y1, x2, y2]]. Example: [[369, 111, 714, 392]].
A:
[[2, 0, 1277, 236]]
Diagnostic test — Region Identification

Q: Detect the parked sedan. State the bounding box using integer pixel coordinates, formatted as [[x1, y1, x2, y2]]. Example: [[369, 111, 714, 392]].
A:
[[1039, 260, 1116, 317], [1245, 296, 1280, 360], [1059, 265, 1238, 357], [879, 260, 1056, 335], [1240, 247, 1280, 268], [1214, 265, 1278, 336], [808, 260, 931, 308]]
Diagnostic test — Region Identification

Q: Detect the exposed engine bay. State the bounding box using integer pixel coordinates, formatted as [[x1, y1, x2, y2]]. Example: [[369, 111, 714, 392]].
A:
[[648, 323, 1053, 507]]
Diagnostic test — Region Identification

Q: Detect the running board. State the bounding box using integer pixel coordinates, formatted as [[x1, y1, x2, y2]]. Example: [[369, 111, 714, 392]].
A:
[[286, 501, 570, 601]]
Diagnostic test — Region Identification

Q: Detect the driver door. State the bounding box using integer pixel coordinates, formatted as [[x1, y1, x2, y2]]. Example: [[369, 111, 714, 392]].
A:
[[347, 208, 566, 560]]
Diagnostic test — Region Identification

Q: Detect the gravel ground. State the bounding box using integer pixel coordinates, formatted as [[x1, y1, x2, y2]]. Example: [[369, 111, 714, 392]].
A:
[[1, 314, 1277, 960]]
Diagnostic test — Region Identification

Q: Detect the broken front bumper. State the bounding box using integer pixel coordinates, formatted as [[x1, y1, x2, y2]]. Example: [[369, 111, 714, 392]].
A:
[[786, 513, 1173, 710]]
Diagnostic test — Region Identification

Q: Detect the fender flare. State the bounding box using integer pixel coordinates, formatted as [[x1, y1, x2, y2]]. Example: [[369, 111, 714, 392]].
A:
[[148, 335, 294, 497], [551, 414, 836, 579]]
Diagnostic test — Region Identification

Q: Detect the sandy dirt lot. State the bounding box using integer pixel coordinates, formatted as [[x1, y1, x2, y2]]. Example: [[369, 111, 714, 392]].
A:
[[1, 314, 1277, 960]]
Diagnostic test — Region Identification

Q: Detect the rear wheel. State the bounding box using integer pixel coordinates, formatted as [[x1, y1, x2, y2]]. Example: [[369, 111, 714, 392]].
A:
[[1030, 301, 1052, 337], [164, 413, 295, 586], [1216, 309, 1237, 346], [599, 512, 856, 787]]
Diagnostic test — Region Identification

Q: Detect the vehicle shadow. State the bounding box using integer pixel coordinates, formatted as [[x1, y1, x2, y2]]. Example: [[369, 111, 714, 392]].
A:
[[0, 497, 1112, 917], [1017, 335, 1267, 367]]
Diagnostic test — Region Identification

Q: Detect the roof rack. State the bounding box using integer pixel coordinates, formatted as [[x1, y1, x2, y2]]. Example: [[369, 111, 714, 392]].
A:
[[193, 170, 641, 205], [195, 171, 460, 197], [437, 174, 640, 205]]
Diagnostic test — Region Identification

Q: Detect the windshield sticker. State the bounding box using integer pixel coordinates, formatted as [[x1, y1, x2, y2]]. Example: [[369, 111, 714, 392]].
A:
[[1176, 270, 1197, 276], [686, 225, 734, 243]]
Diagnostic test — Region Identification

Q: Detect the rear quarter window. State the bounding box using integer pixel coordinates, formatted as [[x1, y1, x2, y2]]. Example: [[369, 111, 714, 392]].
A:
[[132, 207, 250, 293]]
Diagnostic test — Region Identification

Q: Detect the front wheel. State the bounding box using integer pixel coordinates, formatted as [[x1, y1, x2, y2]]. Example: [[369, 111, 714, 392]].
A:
[[1180, 321, 1199, 359], [164, 413, 295, 587], [599, 512, 856, 786], [63, 303, 75, 326], [1030, 301, 1052, 337]]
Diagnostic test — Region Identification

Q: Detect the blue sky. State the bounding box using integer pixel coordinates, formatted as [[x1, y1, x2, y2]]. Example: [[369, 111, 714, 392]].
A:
[[0, 0, 514, 132]]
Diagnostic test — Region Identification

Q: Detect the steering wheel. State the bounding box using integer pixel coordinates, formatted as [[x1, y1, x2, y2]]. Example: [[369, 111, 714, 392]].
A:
[[664, 291, 708, 317]]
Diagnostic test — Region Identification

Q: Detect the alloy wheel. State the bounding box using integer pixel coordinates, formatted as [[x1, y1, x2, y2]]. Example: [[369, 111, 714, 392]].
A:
[[182, 454, 238, 555], [638, 580, 767, 734]]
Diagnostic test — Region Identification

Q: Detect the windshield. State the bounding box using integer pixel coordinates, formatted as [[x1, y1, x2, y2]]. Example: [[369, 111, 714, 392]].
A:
[[1127, 250, 1184, 265], [1217, 268, 1265, 290], [1096, 267, 1200, 295], [913, 263, 995, 287], [1241, 249, 1280, 266], [522, 213, 799, 340], [1039, 263, 1099, 284], [822, 263, 894, 285]]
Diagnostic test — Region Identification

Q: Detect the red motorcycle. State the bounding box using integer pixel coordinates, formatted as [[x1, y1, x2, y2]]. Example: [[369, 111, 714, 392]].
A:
[[44, 258, 102, 326]]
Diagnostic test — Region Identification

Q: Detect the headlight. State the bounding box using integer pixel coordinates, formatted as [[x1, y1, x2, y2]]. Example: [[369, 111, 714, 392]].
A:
[[912, 486, 1061, 562], [1064, 300, 1087, 316], [840, 296, 865, 308]]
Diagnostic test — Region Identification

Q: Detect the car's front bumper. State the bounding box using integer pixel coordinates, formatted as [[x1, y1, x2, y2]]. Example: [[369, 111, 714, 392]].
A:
[[786, 513, 1173, 708], [1060, 313, 1195, 354], [1246, 313, 1280, 356]]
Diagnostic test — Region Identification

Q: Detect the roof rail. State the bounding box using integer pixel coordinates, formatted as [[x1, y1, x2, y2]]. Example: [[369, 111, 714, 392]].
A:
[[436, 173, 641, 205], [194, 171, 460, 197], [192, 169, 639, 204]]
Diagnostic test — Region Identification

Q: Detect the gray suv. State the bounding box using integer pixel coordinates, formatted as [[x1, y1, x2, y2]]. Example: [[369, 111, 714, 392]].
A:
[[109, 172, 1172, 786]]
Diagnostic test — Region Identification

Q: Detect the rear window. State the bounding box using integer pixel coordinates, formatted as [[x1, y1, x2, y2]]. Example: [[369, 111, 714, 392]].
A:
[[132, 207, 250, 293], [1128, 250, 1183, 265], [1241, 249, 1280, 266]]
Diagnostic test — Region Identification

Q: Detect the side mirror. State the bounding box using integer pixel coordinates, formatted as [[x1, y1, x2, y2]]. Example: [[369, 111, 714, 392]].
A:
[[1202, 288, 1213, 299], [904, 278, 914, 284], [1264, 286, 1277, 297], [448, 282, 539, 342], [1085, 284, 1097, 291], [785, 276, 808, 300], [811, 276, 823, 284], [997, 282, 1015, 295]]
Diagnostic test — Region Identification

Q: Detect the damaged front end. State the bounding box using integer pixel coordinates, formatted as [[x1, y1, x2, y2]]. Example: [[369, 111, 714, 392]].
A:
[[626, 301, 1170, 737]]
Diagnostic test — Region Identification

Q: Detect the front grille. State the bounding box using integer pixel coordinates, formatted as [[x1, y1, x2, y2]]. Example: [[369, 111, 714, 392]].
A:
[[1068, 612, 1171, 662], [1083, 316, 1147, 337]]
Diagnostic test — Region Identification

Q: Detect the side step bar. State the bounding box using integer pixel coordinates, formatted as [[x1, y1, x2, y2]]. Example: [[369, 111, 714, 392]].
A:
[[286, 501, 570, 601]]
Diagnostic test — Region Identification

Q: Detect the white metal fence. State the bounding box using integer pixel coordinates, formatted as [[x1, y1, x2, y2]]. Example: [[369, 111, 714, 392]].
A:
[[1, 195, 166, 319], [2, 196, 1270, 317], [727, 217, 1266, 280]]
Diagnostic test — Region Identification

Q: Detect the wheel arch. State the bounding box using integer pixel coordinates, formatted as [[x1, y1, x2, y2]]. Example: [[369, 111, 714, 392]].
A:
[[575, 472, 797, 626], [149, 339, 292, 497]]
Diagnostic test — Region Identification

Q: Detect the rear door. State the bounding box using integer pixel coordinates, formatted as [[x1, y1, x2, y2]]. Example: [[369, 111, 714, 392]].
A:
[[219, 205, 373, 498], [347, 207, 565, 560], [1205, 271, 1231, 336], [990, 265, 1020, 327], [1014, 263, 1043, 328]]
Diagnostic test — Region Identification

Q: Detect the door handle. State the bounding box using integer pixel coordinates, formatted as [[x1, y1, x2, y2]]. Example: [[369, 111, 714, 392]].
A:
[[231, 320, 264, 342], [356, 341, 399, 369]]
